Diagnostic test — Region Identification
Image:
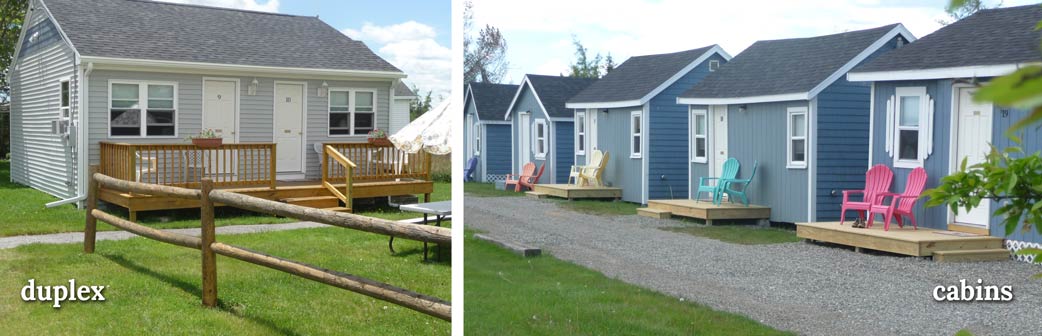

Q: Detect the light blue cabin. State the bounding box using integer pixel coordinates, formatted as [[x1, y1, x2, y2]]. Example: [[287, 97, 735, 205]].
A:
[[565, 46, 731, 203], [464, 82, 518, 182], [847, 5, 1042, 252], [677, 24, 915, 223], [504, 75, 596, 184]]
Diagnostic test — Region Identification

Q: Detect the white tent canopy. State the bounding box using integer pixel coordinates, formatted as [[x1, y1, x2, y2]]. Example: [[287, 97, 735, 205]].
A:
[[389, 100, 452, 155]]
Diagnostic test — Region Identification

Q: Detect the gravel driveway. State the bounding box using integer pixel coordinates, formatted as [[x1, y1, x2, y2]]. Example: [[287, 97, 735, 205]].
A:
[[465, 196, 1042, 336]]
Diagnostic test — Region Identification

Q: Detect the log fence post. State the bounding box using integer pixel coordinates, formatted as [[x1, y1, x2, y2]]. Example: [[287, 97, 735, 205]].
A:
[[84, 165, 99, 253], [200, 178, 218, 307]]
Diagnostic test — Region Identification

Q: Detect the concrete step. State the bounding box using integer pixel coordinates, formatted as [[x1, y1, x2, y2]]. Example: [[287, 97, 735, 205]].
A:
[[322, 206, 353, 213], [933, 249, 1011, 262], [282, 196, 340, 209], [525, 192, 549, 199], [637, 208, 672, 219]]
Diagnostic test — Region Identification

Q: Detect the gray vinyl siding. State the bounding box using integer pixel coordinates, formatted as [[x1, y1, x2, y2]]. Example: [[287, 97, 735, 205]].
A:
[[464, 100, 478, 180], [9, 2, 79, 199], [86, 70, 392, 181], [597, 106, 644, 203], [814, 77, 872, 221], [554, 121, 574, 183], [724, 101, 810, 223], [992, 105, 1042, 243], [508, 85, 550, 176]]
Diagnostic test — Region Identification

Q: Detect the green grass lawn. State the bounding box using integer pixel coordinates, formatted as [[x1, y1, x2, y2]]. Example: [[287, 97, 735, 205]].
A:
[[0, 227, 449, 335], [551, 199, 640, 216], [0, 161, 450, 237], [463, 182, 523, 197], [662, 224, 801, 245], [464, 230, 793, 335]]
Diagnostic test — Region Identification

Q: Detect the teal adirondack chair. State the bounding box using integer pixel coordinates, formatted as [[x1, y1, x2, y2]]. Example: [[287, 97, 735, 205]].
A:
[[721, 161, 758, 207], [695, 158, 739, 205]]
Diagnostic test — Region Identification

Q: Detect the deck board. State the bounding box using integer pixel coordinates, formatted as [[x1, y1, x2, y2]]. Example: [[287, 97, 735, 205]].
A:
[[796, 221, 1004, 257], [530, 184, 622, 200], [646, 199, 770, 221]]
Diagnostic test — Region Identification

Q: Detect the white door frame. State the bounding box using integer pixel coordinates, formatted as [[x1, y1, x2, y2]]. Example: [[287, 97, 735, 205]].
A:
[[949, 83, 993, 228], [202, 77, 241, 143], [709, 105, 729, 177], [273, 80, 308, 174], [588, 108, 599, 161], [519, 112, 531, 172]]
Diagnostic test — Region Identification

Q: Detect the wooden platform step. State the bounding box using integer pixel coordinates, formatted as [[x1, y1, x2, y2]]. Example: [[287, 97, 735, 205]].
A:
[[322, 207, 353, 213], [281, 196, 340, 209], [637, 208, 672, 219], [525, 192, 549, 199], [933, 249, 1011, 262]]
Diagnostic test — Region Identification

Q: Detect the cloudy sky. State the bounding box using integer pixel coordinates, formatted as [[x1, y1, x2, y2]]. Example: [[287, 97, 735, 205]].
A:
[[157, 0, 451, 102], [469, 0, 1036, 84]]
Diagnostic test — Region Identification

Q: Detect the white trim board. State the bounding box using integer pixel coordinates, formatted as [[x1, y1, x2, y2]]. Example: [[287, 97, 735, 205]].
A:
[[847, 63, 1032, 82], [80, 56, 406, 80], [566, 45, 733, 109]]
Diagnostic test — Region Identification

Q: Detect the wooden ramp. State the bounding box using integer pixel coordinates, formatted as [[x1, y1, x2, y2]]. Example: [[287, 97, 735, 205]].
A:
[[640, 199, 770, 225], [797, 221, 1008, 261], [529, 184, 622, 200]]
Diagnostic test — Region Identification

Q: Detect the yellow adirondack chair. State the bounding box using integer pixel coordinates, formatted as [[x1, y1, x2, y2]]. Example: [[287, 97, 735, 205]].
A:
[[578, 150, 608, 186]]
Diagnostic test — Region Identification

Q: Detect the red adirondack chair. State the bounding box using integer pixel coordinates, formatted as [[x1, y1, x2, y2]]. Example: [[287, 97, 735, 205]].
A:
[[504, 163, 536, 192], [867, 167, 927, 231], [840, 164, 894, 225], [519, 163, 546, 191]]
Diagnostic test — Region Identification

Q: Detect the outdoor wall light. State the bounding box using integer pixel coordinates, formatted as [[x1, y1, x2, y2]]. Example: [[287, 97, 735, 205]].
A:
[[739, 104, 748, 113], [318, 81, 329, 97], [248, 78, 259, 96]]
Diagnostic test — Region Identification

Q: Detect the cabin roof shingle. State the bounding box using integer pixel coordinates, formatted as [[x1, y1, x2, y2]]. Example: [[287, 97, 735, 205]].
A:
[[567, 45, 719, 104], [467, 82, 518, 121], [524, 75, 597, 118]]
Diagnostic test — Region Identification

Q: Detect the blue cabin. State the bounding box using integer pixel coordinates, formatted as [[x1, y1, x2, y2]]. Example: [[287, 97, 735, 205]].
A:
[[847, 5, 1042, 251], [565, 46, 732, 203], [504, 75, 597, 184], [464, 82, 518, 182], [677, 24, 915, 223]]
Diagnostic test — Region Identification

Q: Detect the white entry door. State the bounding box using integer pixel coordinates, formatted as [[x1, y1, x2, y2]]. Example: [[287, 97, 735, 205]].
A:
[[275, 83, 305, 173], [588, 109, 599, 159], [519, 112, 531, 171], [954, 87, 993, 227], [203, 79, 238, 176], [711, 105, 729, 176]]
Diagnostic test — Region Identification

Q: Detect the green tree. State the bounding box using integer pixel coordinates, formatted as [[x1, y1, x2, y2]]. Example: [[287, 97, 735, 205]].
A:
[[924, 0, 1042, 262], [604, 53, 616, 74], [937, 0, 998, 25], [408, 85, 433, 121], [1, 0, 28, 104], [568, 37, 603, 78]]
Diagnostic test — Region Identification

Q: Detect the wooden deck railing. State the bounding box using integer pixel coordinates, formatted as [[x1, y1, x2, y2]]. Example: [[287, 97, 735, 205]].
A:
[[322, 145, 356, 210], [322, 142, 432, 183], [99, 142, 277, 189]]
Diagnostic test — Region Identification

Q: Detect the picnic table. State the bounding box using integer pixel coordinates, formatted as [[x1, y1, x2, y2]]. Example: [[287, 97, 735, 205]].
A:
[[390, 200, 451, 261]]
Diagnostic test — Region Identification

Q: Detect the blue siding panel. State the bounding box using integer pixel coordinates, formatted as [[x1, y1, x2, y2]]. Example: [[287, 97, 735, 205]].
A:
[[815, 77, 871, 221], [555, 121, 574, 183], [485, 124, 512, 177], [993, 106, 1042, 243], [598, 106, 645, 202]]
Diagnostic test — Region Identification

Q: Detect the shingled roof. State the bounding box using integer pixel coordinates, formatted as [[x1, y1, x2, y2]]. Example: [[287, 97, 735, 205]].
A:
[[43, 0, 402, 73], [516, 75, 597, 119], [680, 24, 906, 101], [467, 82, 518, 121], [852, 4, 1042, 74], [567, 45, 725, 106], [394, 81, 416, 97]]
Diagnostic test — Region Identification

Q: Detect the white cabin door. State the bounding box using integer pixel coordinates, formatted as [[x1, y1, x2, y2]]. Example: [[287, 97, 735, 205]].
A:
[[954, 87, 993, 227], [711, 105, 729, 176], [519, 113, 531, 171], [588, 109, 599, 159], [203, 79, 238, 175], [274, 83, 305, 173]]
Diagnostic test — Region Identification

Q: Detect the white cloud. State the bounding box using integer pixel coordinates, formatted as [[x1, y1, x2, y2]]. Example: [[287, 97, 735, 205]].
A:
[[154, 0, 280, 12], [343, 22, 451, 104]]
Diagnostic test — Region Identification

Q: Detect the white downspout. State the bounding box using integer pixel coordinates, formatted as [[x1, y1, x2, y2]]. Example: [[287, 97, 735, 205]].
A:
[[47, 61, 92, 208]]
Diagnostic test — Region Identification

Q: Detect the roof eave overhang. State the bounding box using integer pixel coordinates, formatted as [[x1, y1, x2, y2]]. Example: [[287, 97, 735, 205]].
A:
[[847, 63, 1032, 82], [565, 100, 642, 109], [80, 56, 407, 79], [676, 92, 810, 105]]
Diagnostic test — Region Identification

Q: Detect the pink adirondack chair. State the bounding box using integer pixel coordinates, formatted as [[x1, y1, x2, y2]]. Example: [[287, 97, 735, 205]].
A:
[[867, 167, 927, 231], [504, 163, 536, 192], [840, 164, 894, 225], [519, 163, 546, 191]]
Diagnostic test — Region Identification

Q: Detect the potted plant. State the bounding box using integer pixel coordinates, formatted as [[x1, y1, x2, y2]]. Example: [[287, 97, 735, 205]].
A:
[[189, 129, 223, 148], [367, 129, 392, 146]]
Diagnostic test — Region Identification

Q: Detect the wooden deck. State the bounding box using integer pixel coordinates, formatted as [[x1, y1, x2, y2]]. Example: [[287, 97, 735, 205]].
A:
[[528, 184, 622, 200], [640, 199, 770, 225], [797, 221, 1008, 261]]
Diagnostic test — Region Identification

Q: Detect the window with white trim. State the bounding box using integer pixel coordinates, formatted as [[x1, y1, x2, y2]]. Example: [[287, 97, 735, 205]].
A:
[[474, 122, 481, 156], [533, 119, 547, 159], [58, 80, 70, 133], [328, 89, 376, 135], [630, 111, 642, 159], [708, 60, 720, 72], [787, 107, 807, 168], [885, 87, 934, 168], [691, 108, 707, 163], [897, 95, 920, 161], [575, 111, 586, 155], [110, 81, 176, 137]]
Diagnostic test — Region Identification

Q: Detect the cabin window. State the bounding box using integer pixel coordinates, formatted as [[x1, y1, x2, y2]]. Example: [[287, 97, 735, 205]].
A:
[[59, 80, 70, 118], [787, 107, 807, 168], [630, 111, 642, 159], [897, 94, 921, 162], [691, 108, 707, 163], [575, 111, 586, 155], [888, 87, 932, 168], [474, 122, 481, 156], [708, 60, 720, 72], [328, 89, 377, 136], [109, 81, 177, 137], [533, 119, 547, 159]]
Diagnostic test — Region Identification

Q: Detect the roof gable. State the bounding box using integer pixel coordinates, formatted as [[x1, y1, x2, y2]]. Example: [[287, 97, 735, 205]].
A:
[[467, 82, 519, 121], [566, 45, 730, 108], [44, 0, 401, 73], [851, 4, 1042, 77], [680, 24, 910, 103], [521, 75, 597, 118]]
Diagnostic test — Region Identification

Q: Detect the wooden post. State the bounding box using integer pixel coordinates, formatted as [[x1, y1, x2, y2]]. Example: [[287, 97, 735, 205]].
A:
[[269, 144, 277, 189], [345, 164, 353, 211], [321, 144, 328, 182], [200, 178, 218, 307], [84, 166, 99, 254], [424, 152, 432, 181], [127, 145, 137, 195]]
